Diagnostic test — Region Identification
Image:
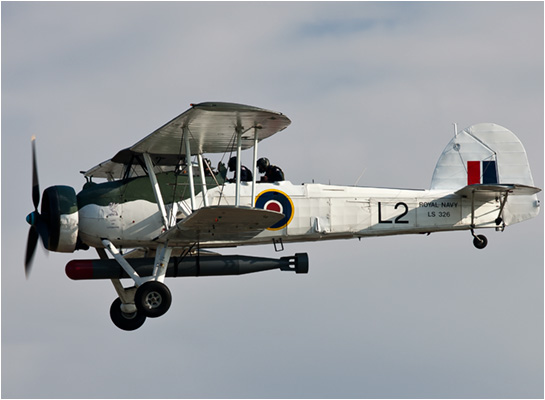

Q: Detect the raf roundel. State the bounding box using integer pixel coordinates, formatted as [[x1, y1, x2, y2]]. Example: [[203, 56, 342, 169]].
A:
[[254, 190, 294, 231]]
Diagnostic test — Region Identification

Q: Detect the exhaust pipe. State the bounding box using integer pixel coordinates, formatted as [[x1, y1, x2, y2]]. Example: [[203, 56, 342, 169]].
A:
[[66, 253, 309, 280]]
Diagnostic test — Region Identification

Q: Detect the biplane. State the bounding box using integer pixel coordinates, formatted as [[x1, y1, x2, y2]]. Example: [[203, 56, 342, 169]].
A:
[[25, 102, 541, 330]]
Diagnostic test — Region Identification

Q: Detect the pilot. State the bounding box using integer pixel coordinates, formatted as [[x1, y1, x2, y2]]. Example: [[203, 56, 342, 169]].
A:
[[227, 156, 252, 183], [202, 158, 214, 176], [257, 157, 284, 183]]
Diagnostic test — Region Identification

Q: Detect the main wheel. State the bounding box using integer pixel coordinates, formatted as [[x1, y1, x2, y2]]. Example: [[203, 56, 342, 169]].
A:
[[135, 281, 172, 318], [473, 234, 488, 249], [110, 298, 146, 331]]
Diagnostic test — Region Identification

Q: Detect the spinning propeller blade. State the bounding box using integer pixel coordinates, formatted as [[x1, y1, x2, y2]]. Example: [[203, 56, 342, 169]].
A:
[[25, 225, 39, 277], [25, 136, 44, 278], [31, 136, 40, 211]]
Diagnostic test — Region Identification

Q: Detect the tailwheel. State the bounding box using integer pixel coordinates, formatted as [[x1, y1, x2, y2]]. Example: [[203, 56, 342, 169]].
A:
[[135, 281, 172, 318], [110, 298, 146, 331], [472, 234, 488, 249]]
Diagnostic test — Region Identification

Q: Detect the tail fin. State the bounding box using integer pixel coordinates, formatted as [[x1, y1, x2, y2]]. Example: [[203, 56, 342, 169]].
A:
[[431, 123, 536, 190]]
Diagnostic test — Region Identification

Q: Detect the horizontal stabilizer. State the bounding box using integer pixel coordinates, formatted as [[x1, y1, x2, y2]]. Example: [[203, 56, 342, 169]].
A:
[[455, 183, 541, 199], [159, 206, 284, 243]]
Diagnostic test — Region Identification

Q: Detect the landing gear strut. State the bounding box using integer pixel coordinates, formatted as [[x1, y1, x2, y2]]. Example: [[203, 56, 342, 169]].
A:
[[101, 239, 175, 330]]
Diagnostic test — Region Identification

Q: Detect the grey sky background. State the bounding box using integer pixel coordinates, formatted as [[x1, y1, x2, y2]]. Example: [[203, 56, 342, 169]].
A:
[[2, 2, 543, 398]]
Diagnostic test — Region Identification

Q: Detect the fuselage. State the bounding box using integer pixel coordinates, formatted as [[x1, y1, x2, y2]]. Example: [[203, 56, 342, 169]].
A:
[[77, 176, 540, 250]]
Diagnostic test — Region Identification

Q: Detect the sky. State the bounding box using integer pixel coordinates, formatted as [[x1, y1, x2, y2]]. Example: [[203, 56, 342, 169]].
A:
[[2, 2, 543, 398]]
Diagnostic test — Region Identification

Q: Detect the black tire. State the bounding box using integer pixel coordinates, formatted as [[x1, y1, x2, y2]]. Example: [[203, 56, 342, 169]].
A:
[[473, 234, 488, 249], [135, 281, 172, 318], [110, 298, 146, 331]]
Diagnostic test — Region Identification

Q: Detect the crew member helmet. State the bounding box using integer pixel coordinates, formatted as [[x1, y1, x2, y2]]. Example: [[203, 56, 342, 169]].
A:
[[257, 157, 270, 173], [228, 156, 237, 171]]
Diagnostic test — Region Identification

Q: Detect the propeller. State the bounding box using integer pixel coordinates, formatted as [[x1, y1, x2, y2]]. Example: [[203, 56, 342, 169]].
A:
[[25, 137, 47, 278], [25, 138, 81, 277]]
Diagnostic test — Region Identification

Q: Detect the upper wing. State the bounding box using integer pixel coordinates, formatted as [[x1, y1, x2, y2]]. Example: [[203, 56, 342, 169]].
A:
[[83, 102, 290, 179], [157, 206, 284, 244], [131, 102, 291, 155]]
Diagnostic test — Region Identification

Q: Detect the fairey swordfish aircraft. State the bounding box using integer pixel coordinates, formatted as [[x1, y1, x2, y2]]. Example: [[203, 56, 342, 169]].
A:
[[25, 102, 541, 330]]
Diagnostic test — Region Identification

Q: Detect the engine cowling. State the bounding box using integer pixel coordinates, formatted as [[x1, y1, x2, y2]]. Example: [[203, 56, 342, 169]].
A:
[[40, 185, 79, 252]]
